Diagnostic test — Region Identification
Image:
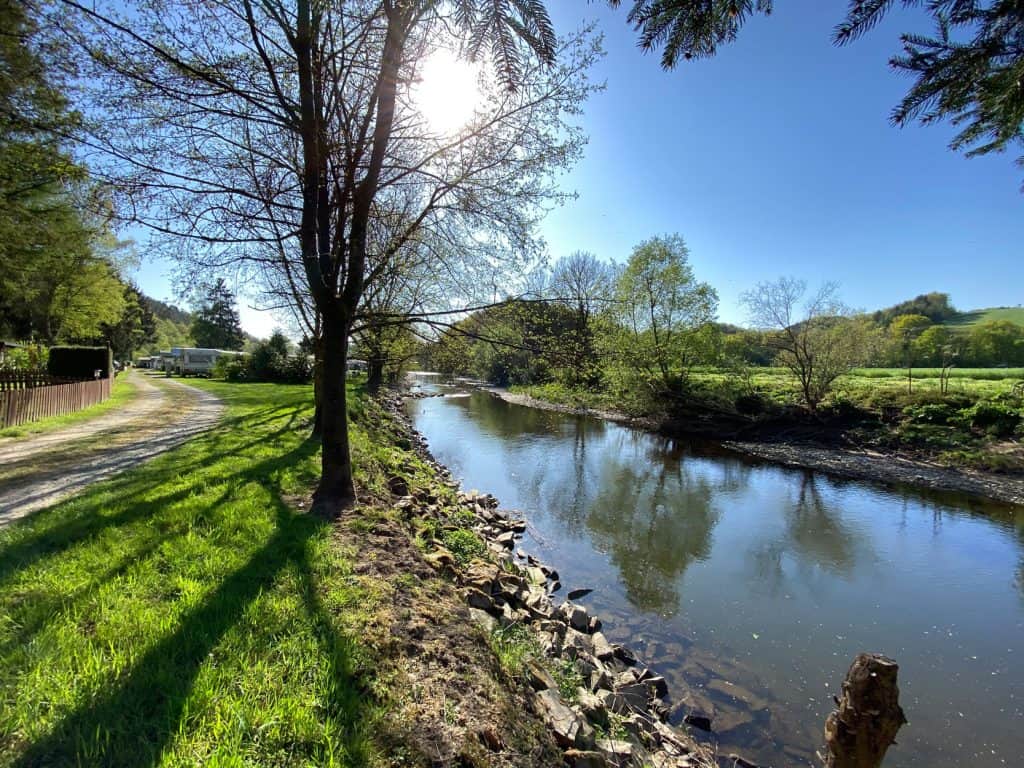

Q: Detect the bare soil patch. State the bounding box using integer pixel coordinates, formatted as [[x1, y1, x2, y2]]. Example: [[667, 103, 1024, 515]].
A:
[[334, 503, 563, 767]]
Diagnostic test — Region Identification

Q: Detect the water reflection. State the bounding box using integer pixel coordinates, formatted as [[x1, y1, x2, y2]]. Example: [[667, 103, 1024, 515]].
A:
[[582, 450, 718, 614], [408, 383, 1024, 768]]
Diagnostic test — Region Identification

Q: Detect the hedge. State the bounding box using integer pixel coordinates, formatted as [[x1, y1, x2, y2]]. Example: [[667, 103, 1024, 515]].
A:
[[47, 346, 113, 380]]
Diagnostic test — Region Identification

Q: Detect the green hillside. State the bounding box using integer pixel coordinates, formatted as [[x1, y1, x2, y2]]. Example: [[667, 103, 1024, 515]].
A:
[[140, 296, 195, 355], [944, 307, 1024, 329]]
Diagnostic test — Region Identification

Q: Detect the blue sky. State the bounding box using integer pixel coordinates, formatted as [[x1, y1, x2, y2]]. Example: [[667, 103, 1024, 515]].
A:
[[131, 1, 1023, 335]]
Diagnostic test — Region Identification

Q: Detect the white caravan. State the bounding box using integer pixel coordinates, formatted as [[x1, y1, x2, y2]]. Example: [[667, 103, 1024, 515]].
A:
[[173, 348, 242, 376]]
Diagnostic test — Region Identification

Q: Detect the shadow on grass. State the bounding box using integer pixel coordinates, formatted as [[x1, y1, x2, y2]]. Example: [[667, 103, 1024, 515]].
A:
[[5, 417, 373, 767], [0, 404, 310, 586]]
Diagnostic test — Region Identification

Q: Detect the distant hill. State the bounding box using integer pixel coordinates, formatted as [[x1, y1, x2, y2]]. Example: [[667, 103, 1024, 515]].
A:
[[872, 292, 958, 326], [870, 294, 1023, 331], [943, 307, 1024, 329], [140, 295, 195, 355], [143, 296, 193, 325], [139, 293, 263, 354]]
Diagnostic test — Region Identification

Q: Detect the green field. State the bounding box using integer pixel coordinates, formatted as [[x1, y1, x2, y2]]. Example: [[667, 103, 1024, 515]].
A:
[[943, 306, 1024, 328], [708, 367, 1022, 401], [515, 367, 1024, 417], [849, 367, 1024, 379]]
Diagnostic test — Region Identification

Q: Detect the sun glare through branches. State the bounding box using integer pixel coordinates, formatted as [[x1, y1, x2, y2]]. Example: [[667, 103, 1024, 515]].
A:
[[412, 49, 484, 135]]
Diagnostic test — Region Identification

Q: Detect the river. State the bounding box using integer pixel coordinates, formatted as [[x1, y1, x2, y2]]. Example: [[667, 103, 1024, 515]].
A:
[[406, 377, 1023, 767]]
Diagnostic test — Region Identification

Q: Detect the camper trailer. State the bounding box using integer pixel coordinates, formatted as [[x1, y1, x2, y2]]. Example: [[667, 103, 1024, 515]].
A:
[[170, 348, 243, 376], [175, 348, 218, 376]]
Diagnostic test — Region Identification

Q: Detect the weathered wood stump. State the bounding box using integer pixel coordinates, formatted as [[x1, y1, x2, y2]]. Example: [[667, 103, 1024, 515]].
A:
[[823, 653, 907, 768]]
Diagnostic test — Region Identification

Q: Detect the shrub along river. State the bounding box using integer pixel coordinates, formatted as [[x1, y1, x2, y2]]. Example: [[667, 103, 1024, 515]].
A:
[[406, 377, 1022, 767]]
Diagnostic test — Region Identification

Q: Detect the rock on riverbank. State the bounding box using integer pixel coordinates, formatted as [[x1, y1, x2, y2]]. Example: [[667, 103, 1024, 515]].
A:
[[383, 392, 759, 768]]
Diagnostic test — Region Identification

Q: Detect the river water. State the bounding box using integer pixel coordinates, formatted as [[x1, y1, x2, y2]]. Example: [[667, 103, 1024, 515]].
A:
[[406, 378, 1023, 767]]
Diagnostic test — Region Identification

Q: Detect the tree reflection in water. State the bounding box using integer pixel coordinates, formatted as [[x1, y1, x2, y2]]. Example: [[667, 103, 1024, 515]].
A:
[[746, 473, 874, 599], [447, 393, 729, 613], [581, 434, 720, 614]]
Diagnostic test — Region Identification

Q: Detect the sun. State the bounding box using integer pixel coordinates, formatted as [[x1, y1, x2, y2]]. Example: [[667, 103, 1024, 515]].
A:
[[412, 50, 484, 135]]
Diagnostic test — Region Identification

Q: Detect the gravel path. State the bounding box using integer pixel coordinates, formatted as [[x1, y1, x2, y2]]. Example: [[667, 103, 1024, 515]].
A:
[[0, 373, 224, 527]]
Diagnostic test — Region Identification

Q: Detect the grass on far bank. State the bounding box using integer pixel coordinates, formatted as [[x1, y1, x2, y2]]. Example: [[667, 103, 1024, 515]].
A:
[[511, 366, 1023, 472], [511, 367, 1024, 419], [0, 371, 140, 439], [700, 367, 1022, 405], [0, 380, 394, 767], [943, 306, 1024, 329]]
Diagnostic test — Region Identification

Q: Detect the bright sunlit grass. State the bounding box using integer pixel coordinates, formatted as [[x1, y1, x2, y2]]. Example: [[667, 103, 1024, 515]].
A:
[[0, 381, 385, 767]]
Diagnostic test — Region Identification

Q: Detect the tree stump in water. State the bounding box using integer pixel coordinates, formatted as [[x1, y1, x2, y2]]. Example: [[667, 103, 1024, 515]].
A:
[[823, 653, 907, 768]]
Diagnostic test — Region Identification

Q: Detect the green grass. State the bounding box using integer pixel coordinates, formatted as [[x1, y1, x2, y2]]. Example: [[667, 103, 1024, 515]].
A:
[[0, 381, 390, 767], [515, 368, 1022, 420], [487, 623, 538, 678], [690, 368, 1021, 404], [850, 367, 1024, 380], [441, 528, 487, 566], [943, 306, 1024, 328], [0, 372, 141, 439], [509, 381, 642, 415]]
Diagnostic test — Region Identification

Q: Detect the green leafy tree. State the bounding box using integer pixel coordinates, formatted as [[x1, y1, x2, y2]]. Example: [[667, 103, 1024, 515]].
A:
[[610, 0, 1024, 179], [352, 322, 423, 393], [0, 0, 82, 204], [548, 251, 618, 387], [889, 313, 932, 392], [1, 185, 129, 343], [615, 234, 718, 393], [99, 282, 157, 360], [914, 324, 962, 393], [873, 292, 958, 326], [428, 325, 473, 377], [742, 278, 871, 412], [969, 320, 1024, 366], [248, 330, 290, 379], [0, 0, 108, 343], [191, 279, 244, 351]]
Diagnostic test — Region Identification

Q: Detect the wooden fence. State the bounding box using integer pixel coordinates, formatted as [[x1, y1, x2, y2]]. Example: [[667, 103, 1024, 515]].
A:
[[0, 376, 112, 428], [0, 368, 57, 391]]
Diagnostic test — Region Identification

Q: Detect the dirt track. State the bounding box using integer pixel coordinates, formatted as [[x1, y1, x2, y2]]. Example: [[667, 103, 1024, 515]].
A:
[[0, 373, 223, 527]]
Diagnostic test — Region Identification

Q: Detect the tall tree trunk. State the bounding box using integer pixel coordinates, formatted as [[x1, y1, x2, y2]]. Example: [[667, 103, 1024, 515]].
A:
[[311, 334, 324, 436], [366, 352, 384, 393], [313, 311, 355, 515]]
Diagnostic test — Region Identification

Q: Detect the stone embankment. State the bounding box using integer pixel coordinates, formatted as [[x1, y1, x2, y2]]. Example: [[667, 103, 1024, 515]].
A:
[[385, 394, 758, 768]]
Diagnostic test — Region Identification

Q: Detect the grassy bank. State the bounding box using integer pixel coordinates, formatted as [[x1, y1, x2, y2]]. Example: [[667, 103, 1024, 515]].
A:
[[0, 381, 554, 767], [0, 372, 140, 439], [511, 367, 1024, 473]]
